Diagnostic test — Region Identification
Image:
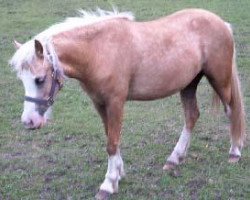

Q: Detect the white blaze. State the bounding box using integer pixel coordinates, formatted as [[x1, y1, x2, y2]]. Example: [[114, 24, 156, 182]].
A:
[[19, 70, 51, 126], [19, 70, 38, 122]]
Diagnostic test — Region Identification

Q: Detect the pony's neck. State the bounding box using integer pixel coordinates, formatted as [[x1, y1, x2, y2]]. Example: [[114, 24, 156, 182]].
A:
[[52, 27, 95, 80]]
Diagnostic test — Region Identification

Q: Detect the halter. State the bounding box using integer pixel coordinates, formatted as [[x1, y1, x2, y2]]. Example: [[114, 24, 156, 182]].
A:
[[24, 68, 63, 107], [24, 40, 63, 114]]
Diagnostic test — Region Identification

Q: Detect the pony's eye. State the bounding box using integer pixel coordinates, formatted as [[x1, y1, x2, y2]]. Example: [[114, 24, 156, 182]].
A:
[[34, 76, 45, 86]]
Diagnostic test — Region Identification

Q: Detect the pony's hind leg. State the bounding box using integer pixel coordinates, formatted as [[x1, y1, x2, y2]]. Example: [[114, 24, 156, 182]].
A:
[[204, 24, 245, 163], [164, 73, 202, 170], [210, 73, 245, 163]]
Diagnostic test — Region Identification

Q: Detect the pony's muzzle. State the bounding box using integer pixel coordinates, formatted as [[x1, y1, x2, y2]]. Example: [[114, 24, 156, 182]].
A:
[[21, 113, 45, 130]]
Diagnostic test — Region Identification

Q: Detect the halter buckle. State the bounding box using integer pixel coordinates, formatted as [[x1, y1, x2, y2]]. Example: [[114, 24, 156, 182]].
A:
[[47, 97, 54, 106]]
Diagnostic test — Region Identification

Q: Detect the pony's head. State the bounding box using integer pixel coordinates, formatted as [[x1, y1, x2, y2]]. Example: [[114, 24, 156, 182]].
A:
[[10, 39, 64, 129]]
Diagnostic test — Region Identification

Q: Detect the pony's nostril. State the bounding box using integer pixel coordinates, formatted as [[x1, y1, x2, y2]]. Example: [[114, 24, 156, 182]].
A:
[[23, 119, 34, 128], [29, 119, 34, 126]]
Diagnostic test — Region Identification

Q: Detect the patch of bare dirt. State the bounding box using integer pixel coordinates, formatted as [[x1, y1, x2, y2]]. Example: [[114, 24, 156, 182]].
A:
[[187, 178, 207, 200]]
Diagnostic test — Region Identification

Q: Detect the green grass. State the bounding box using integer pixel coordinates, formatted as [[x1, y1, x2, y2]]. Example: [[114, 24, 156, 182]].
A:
[[1, 0, 250, 199]]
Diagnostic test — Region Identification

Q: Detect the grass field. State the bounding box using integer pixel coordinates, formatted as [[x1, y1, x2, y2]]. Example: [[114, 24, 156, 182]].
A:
[[1, 0, 250, 199]]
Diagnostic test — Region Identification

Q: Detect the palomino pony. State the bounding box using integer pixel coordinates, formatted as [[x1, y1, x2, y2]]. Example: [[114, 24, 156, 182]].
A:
[[10, 8, 245, 199]]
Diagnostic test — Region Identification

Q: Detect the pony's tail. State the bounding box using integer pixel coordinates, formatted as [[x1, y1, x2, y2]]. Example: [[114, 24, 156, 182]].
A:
[[229, 42, 246, 148], [212, 23, 246, 148]]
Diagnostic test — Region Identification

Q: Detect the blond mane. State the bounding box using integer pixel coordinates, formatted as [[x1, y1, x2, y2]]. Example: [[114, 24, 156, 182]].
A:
[[9, 8, 134, 73]]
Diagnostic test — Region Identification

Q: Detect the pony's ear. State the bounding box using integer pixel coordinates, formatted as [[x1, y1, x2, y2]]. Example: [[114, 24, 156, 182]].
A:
[[13, 40, 22, 49], [34, 39, 44, 58]]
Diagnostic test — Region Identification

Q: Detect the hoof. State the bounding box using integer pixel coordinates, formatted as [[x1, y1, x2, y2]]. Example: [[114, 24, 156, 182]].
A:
[[169, 169, 181, 177], [95, 190, 111, 200], [163, 162, 181, 177], [163, 162, 176, 171], [228, 154, 240, 163]]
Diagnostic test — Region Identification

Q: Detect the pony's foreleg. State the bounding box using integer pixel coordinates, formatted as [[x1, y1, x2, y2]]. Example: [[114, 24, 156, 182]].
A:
[[95, 98, 125, 200], [164, 75, 201, 170]]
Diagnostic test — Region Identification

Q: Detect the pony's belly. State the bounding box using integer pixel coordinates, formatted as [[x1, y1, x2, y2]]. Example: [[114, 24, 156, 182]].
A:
[[128, 77, 187, 100], [128, 88, 179, 101], [128, 66, 201, 101]]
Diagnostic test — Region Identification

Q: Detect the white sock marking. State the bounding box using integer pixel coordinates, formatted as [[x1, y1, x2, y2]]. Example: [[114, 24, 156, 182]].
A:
[[167, 126, 191, 164], [100, 150, 124, 194], [229, 145, 241, 157]]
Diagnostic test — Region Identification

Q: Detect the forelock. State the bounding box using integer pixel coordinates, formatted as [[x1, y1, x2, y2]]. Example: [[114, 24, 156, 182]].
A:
[[9, 40, 35, 75]]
